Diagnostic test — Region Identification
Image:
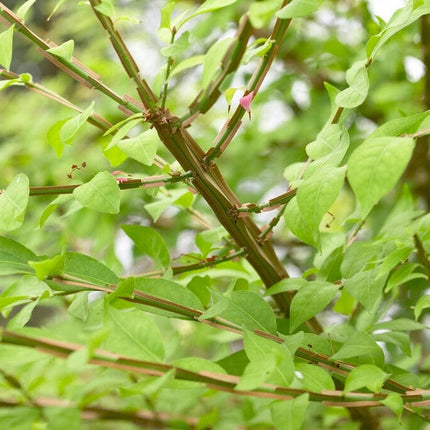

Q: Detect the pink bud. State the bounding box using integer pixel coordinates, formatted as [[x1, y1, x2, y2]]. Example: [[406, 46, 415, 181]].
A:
[[240, 91, 254, 119]]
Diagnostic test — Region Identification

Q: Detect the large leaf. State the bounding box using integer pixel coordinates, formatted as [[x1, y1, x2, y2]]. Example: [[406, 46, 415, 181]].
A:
[[103, 303, 165, 361], [0, 236, 37, 275], [344, 364, 388, 393], [296, 166, 346, 245], [63, 252, 119, 286], [347, 137, 415, 218], [284, 197, 316, 247], [343, 269, 388, 311], [0, 173, 29, 232], [271, 394, 309, 430], [73, 171, 120, 214], [331, 331, 385, 367], [122, 224, 170, 269], [290, 281, 339, 333]]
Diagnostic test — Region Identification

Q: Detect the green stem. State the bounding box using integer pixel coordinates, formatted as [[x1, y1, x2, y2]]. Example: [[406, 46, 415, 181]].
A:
[[88, 0, 157, 110], [29, 172, 193, 196], [205, 14, 292, 162], [236, 189, 296, 213], [160, 29, 177, 109]]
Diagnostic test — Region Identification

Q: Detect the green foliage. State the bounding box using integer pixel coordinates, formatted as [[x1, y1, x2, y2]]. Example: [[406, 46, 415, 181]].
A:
[[1, 0, 430, 428]]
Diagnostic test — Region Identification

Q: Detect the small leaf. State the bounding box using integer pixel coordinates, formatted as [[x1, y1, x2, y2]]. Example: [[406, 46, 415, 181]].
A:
[[249, 0, 283, 28], [122, 224, 170, 269], [381, 393, 404, 422], [178, 0, 239, 29], [276, 0, 319, 18], [17, 0, 37, 21], [271, 394, 309, 430], [331, 332, 385, 367], [60, 101, 95, 145], [344, 364, 389, 393], [372, 318, 427, 332], [160, 31, 190, 58], [284, 197, 317, 247], [296, 166, 345, 246], [0, 173, 29, 232], [335, 60, 369, 108], [47, 40, 74, 62], [414, 295, 430, 320], [295, 363, 335, 392], [0, 25, 14, 70], [73, 171, 120, 214], [290, 281, 339, 332], [264, 277, 307, 296], [347, 137, 415, 218], [29, 254, 64, 281], [94, 0, 115, 17], [170, 55, 205, 78], [118, 129, 158, 166]]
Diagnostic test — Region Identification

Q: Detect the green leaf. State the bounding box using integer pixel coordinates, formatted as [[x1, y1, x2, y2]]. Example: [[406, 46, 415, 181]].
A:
[[94, 0, 115, 17], [0, 173, 29, 232], [17, 0, 37, 21], [265, 277, 307, 296], [160, 31, 190, 57], [103, 303, 165, 361], [178, 0, 239, 29], [0, 25, 14, 70], [306, 124, 349, 164], [122, 224, 170, 269], [373, 331, 411, 356], [343, 269, 387, 311], [271, 394, 309, 430], [381, 393, 403, 422], [118, 129, 158, 166], [202, 37, 233, 88], [276, 0, 319, 18], [68, 291, 89, 321], [47, 40, 74, 62], [237, 329, 294, 390], [284, 197, 317, 247], [290, 281, 339, 333], [249, 0, 283, 28], [372, 318, 427, 332], [60, 101, 95, 145], [414, 295, 430, 320], [120, 370, 175, 397], [296, 166, 345, 245], [368, 111, 430, 139], [47, 118, 69, 157], [347, 137, 415, 218], [29, 254, 64, 280], [73, 171, 120, 214], [63, 251, 119, 286], [170, 55, 205, 78], [236, 353, 277, 391], [0, 236, 37, 275], [196, 226, 226, 256], [385, 263, 426, 292], [344, 364, 388, 393], [130, 277, 204, 317], [335, 60, 369, 108], [144, 188, 192, 222], [366, 2, 430, 60], [295, 363, 335, 392], [331, 332, 385, 367], [220, 291, 277, 334], [341, 240, 382, 279]]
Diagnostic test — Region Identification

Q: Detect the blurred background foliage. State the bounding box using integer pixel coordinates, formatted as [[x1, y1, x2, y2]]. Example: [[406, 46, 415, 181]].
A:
[[0, 1, 429, 426]]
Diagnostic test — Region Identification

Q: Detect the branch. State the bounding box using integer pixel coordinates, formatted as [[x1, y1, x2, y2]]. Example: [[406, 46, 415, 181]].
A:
[[88, 0, 157, 110], [1, 329, 428, 410], [29, 172, 193, 196]]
